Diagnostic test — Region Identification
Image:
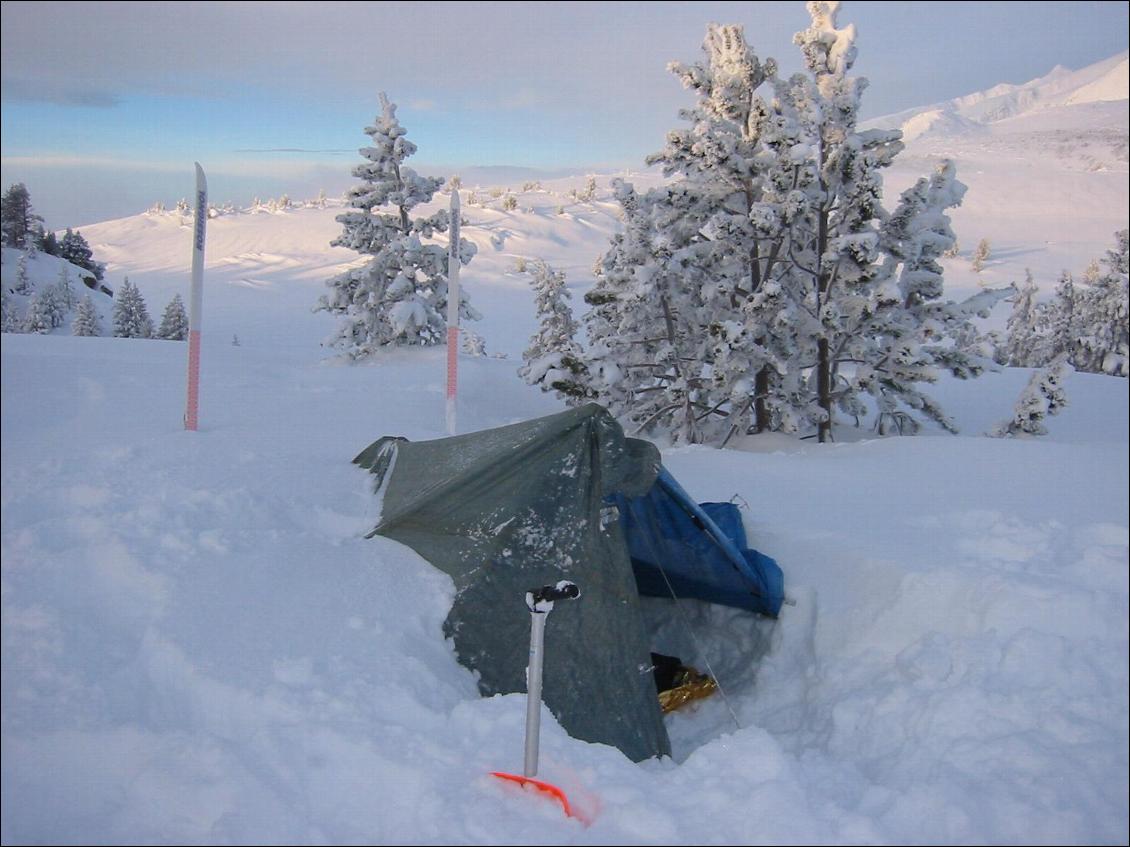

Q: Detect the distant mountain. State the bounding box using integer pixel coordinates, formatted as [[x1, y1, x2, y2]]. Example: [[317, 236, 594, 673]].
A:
[[866, 50, 1128, 143]]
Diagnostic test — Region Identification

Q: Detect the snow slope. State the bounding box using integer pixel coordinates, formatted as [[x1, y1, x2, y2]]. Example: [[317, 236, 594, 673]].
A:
[[871, 51, 1128, 302], [1, 247, 116, 333], [3, 328, 1126, 845], [3, 69, 1129, 845], [867, 50, 1128, 139]]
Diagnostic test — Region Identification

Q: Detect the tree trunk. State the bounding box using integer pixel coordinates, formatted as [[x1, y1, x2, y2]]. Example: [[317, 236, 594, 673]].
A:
[[754, 364, 770, 433], [817, 337, 831, 443]]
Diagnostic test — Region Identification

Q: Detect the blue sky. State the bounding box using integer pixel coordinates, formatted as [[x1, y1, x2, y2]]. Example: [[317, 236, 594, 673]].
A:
[[2, 1, 1127, 227]]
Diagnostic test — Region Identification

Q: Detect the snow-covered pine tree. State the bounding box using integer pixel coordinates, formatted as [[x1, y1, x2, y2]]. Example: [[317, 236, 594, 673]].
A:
[[156, 293, 189, 340], [21, 291, 52, 334], [1, 288, 20, 332], [112, 278, 154, 338], [989, 353, 1072, 437], [1, 183, 43, 249], [971, 238, 991, 272], [1045, 270, 1080, 366], [761, 2, 990, 440], [863, 160, 1009, 433], [1003, 271, 1047, 367], [583, 4, 995, 444], [315, 92, 478, 358], [52, 264, 76, 312], [72, 294, 102, 336], [519, 260, 589, 402], [42, 283, 64, 328], [13, 251, 33, 294], [60, 228, 105, 283], [1074, 229, 1128, 377], [583, 25, 810, 443]]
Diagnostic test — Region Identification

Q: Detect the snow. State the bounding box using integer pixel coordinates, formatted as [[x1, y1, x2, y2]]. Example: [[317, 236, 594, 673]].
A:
[[867, 51, 1127, 311], [3, 59, 1129, 845]]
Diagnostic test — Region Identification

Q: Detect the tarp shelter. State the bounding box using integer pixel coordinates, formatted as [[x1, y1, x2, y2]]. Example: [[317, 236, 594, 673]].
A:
[[354, 403, 783, 762]]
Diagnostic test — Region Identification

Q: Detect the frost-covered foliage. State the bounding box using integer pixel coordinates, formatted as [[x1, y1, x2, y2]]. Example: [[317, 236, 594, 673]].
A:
[[156, 293, 189, 341], [990, 354, 1072, 436], [519, 260, 589, 403], [21, 291, 53, 334], [1003, 271, 1046, 368], [999, 230, 1128, 378], [1, 288, 19, 332], [13, 251, 32, 295], [1, 183, 43, 249], [58, 228, 104, 283], [51, 264, 76, 314], [71, 294, 102, 337], [315, 92, 478, 358], [1074, 229, 1128, 376], [112, 278, 154, 339], [971, 237, 991, 272], [581, 3, 1000, 444], [461, 328, 486, 357]]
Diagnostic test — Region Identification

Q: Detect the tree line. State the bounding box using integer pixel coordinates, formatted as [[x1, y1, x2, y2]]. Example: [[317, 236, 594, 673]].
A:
[[316, 3, 1128, 445]]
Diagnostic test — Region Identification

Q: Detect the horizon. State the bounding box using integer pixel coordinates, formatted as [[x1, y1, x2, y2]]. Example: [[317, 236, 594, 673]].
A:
[[1, 0, 1128, 229]]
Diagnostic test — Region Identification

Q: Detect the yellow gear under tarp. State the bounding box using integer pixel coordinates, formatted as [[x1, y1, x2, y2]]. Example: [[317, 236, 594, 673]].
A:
[[658, 667, 717, 713]]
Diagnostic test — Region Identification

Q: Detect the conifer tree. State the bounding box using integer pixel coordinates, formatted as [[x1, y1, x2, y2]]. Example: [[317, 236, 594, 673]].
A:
[[59, 229, 104, 282], [51, 264, 76, 313], [38, 228, 59, 256], [112, 279, 154, 338], [1003, 271, 1047, 367], [519, 260, 589, 402], [21, 291, 52, 333], [1046, 270, 1080, 366], [1, 183, 43, 249], [1074, 229, 1128, 377], [581, 4, 998, 444], [156, 293, 189, 340], [584, 25, 810, 443], [41, 283, 64, 329], [1, 289, 19, 332], [971, 238, 991, 272], [13, 251, 33, 294], [990, 354, 1071, 437], [72, 294, 102, 336], [315, 92, 478, 357]]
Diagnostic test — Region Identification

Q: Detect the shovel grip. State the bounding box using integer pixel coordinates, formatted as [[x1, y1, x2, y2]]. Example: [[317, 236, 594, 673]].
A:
[[528, 581, 580, 608]]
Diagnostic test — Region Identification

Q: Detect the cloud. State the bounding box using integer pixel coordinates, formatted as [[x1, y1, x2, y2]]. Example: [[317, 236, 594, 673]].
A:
[[1, 78, 119, 108], [1, 154, 180, 172]]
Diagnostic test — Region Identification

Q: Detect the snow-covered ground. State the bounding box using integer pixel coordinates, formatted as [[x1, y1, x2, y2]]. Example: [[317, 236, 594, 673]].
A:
[[2, 53, 1128, 845]]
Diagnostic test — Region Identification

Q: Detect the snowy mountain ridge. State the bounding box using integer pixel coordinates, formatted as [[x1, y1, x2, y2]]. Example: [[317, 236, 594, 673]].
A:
[[865, 49, 1128, 142]]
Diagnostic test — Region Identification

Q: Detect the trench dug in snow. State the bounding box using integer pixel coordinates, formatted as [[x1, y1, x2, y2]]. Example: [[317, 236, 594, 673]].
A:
[[640, 595, 777, 762]]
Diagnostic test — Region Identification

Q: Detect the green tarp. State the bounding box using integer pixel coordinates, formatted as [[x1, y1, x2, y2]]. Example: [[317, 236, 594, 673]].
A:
[[354, 404, 671, 762]]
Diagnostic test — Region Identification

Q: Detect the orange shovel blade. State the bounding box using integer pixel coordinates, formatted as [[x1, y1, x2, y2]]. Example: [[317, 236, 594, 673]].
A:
[[490, 771, 586, 823]]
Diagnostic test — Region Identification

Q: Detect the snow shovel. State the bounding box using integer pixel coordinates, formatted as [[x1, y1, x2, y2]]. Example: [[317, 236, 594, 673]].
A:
[[491, 580, 586, 822]]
